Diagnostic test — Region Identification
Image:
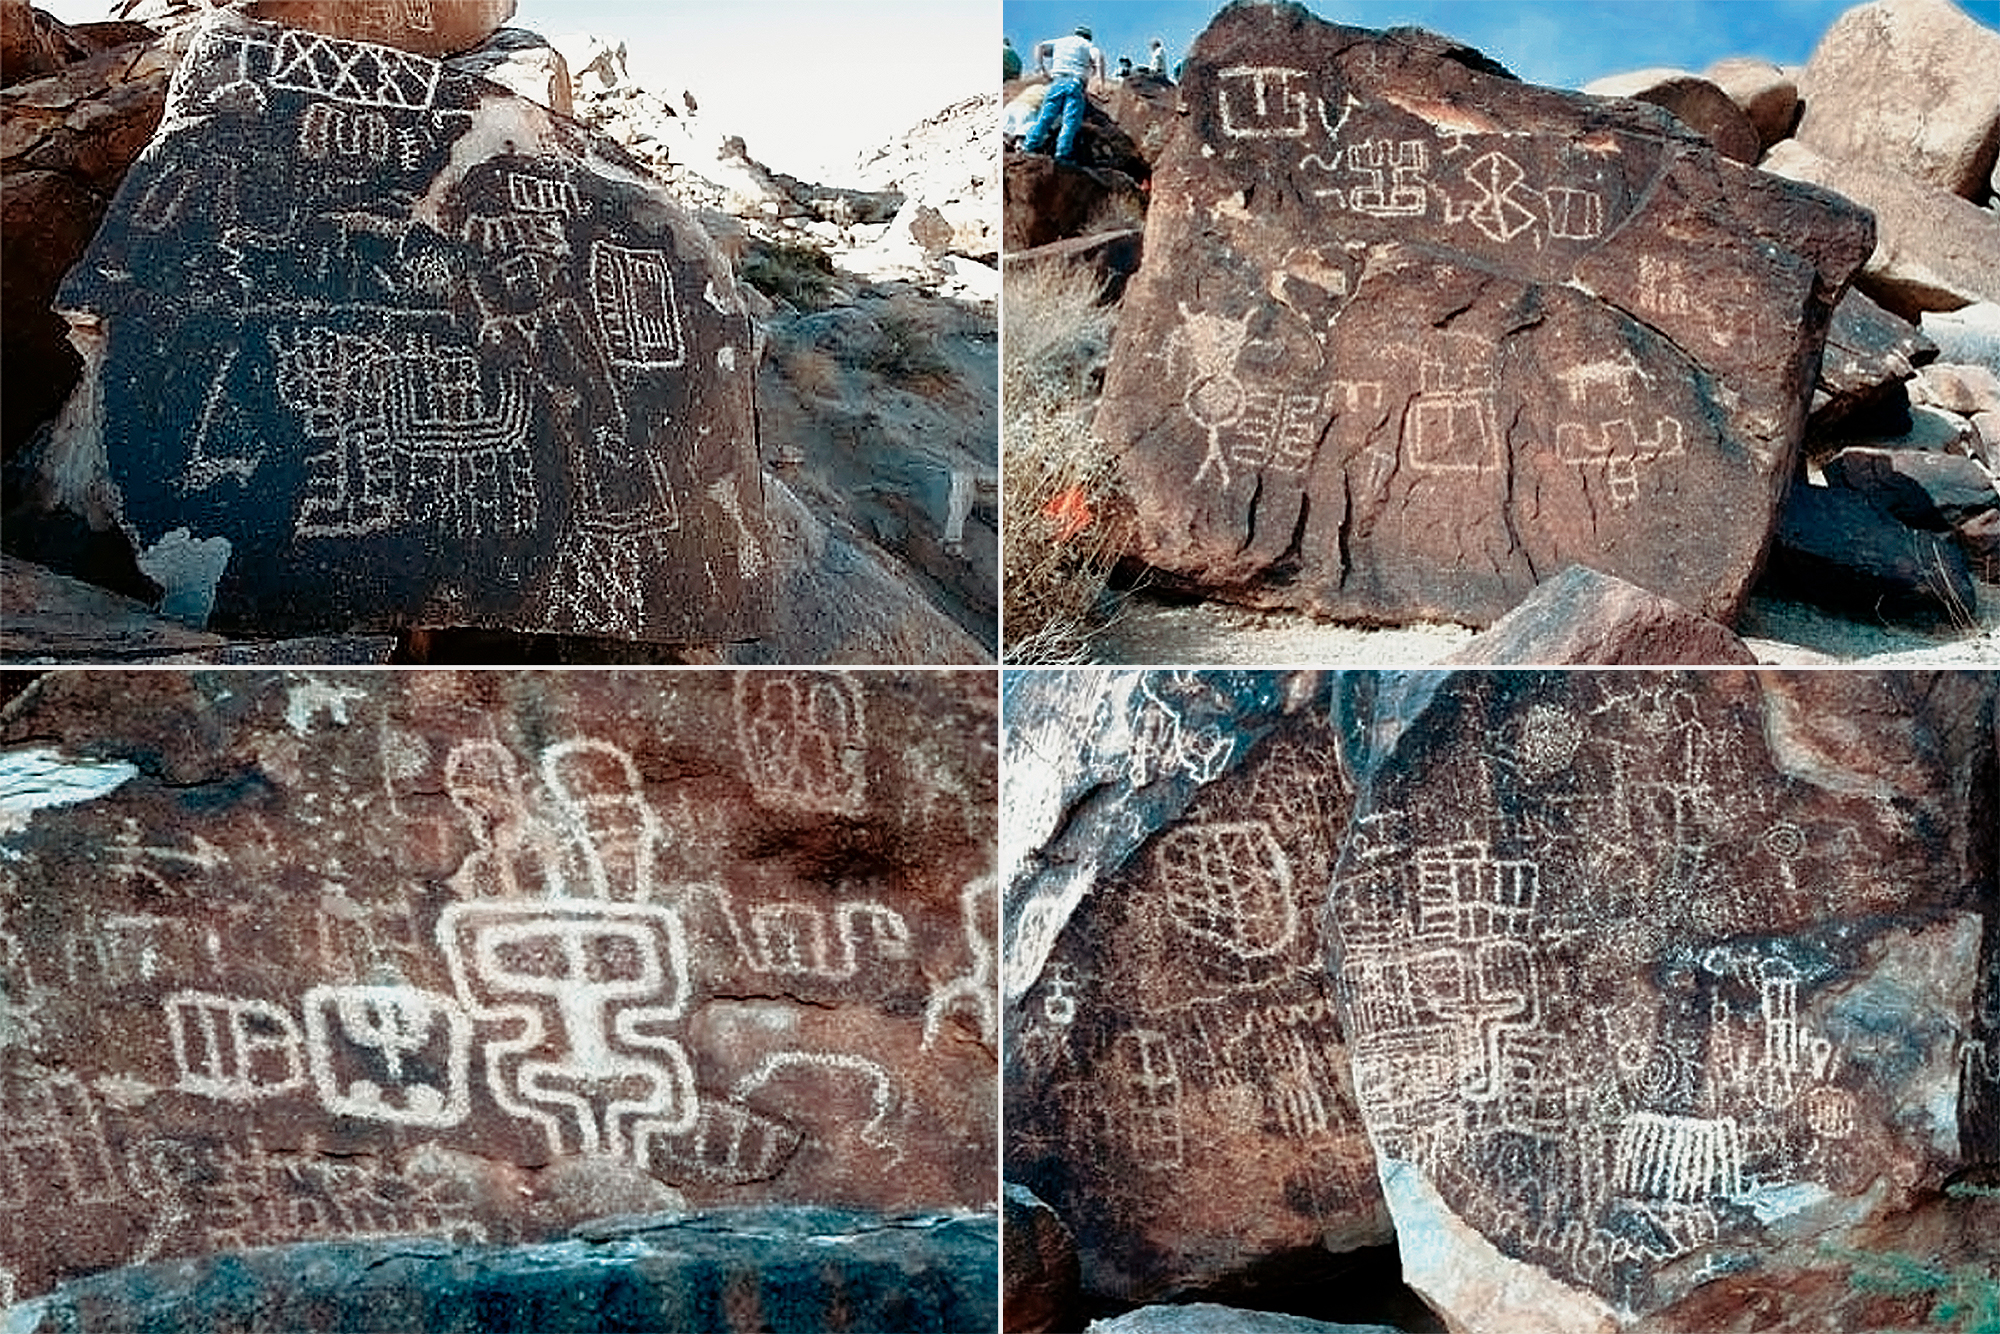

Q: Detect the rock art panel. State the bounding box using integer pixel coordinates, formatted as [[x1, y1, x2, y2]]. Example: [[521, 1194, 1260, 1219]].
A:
[[1327, 671, 1999, 1329], [1095, 3, 1873, 628], [1005, 670, 1388, 1303], [50, 11, 767, 642], [0, 669, 995, 1302]]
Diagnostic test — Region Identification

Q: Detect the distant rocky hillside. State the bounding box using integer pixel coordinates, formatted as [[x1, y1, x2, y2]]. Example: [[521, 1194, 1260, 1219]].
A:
[[0, 0, 996, 664], [1002, 0, 1999, 667]]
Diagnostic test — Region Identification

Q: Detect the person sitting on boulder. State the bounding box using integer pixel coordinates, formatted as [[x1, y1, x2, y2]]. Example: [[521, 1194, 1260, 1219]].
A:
[[1116, 54, 1134, 80], [1148, 38, 1167, 75], [1022, 24, 1105, 163]]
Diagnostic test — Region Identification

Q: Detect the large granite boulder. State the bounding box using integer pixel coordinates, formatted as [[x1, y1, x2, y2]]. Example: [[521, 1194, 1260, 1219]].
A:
[[1328, 670, 1999, 1331], [1764, 477, 1980, 626], [8, 1207, 998, 1334], [1700, 57, 1797, 150], [1003, 151, 1146, 253], [38, 11, 768, 643], [0, 670, 996, 1303], [1793, 0, 2000, 202], [1004, 671, 1389, 1304], [1764, 139, 2000, 318], [1094, 3, 1873, 629]]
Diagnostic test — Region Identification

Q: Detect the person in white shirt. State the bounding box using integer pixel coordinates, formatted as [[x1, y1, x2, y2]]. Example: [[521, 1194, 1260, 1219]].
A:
[[1148, 38, 1167, 75], [1022, 25, 1105, 162]]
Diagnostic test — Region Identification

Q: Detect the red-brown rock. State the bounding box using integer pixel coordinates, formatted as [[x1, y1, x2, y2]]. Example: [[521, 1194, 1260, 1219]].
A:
[[0, 33, 176, 461], [1793, 0, 2000, 201], [1005, 671, 1387, 1304], [1702, 57, 1798, 149], [1105, 70, 1181, 170], [0, 670, 997, 1303], [1003, 227, 1143, 303], [1329, 670, 1998, 1331], [1003, 150, 1146, 252], [1095, 4, 1873, 629], [245, 0, 516, 60], [1442, 564, 1759, 665], [1582, 69, 1761, 164]]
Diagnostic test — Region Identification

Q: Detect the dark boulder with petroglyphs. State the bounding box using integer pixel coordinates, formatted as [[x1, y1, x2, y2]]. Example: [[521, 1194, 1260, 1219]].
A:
[[40, 10, 768, 643], [1094, 2, 1873, 630], [1004, 670, 1391, 1305], [9, 1207, 998, 1334], [1327, 670, 1999, 1332], [0, 669, 995, 1305]]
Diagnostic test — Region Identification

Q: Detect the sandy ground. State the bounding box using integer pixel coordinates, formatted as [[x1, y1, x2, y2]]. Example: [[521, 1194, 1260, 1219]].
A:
[[1081, 582, 2000, 668]]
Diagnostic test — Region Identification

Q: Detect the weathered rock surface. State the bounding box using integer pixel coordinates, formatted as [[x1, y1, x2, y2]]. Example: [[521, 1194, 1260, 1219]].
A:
[[0, 31, 177, 461], [8, 1207, 999, 1334], [1765, 478, 1980, 625], [245, 0, 516, 60], [1442, 564, 1759, 665], [1822, 446, 2000, 528], [0, 670, 996, 1302], [443, 26, 571, 116], [1700, 57, 1797, 149], [1, 0, 74, 86], [1809, 286, 1934, 433], [1003, 227, 1144, 303], [1793, 0, 2000, 201], [40, 11, 768, 643], [1914, 362, 2000, 417], [1328, 670, 1998, 1331], [1923, 302, 2000, 373], [1005, 671, 1388, 1304], [1764, 139, 2000, 318], [1581, 69, 1760, 164], [1003, 151, 1147, 253], [1003, 1182, 1080, 1334], [1104, 70, 1181, 170], [1096, 3, 1873, 629], [0, 552, 393, 663], [1087, 1306, 1405, 1334]]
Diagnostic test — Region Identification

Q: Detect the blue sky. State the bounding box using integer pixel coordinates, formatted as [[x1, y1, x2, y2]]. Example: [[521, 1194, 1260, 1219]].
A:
[[1006, 0, 2000, 90]]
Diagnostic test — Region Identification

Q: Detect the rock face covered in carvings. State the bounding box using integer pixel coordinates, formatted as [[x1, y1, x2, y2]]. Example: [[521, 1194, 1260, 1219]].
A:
[[1004, 671, 1390, 1305], [47, 10, 768, 642], [244, 0, 517, 60], [0, 670, 995, 1304], [1328, 670, 1999, 1331], [1094, 3, 1874, 629]]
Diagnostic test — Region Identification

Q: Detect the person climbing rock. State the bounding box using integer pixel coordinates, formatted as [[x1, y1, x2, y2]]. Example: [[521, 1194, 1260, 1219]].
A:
[[1022, 24, 1104, 163]]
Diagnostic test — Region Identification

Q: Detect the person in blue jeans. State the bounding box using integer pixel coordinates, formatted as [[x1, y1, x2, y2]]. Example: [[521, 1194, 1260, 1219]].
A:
[[1022, 25, 1105, 162]]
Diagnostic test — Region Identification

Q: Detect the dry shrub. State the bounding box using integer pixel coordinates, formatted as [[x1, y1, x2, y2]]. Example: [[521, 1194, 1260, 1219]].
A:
[[1003, 259, 1126, 663]]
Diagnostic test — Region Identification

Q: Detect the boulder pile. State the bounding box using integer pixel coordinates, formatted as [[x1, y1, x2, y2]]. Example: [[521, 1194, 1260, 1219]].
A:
[[1004, 668, 1999, 1333], [1003, 0, 1999, 663]]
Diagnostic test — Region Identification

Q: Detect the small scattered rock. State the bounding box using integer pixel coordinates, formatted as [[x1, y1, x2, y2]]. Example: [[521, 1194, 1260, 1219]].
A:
[[1087, 1305, 1404, 1334], [1809, 285, 1935, 434], [1442, 564, 1759, 665], [1912, 362, 2000, 417]]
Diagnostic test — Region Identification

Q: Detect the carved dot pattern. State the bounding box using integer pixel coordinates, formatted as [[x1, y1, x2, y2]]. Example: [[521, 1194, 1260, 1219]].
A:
[[1515, 704, 1585, 780]]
